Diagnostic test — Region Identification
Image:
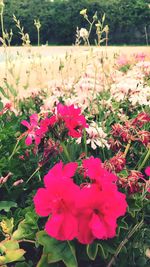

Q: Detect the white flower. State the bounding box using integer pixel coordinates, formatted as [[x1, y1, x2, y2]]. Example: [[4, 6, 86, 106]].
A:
[[86, 122, 109, 150], [79, 28, 89, 38]]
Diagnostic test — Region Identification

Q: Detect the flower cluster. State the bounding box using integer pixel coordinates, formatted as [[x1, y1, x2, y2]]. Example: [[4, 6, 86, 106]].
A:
[[50, 103, 89, 138], [110, 112, 150, 149], [118, 170, 150, 194], [104, 152, 126, 173], [21, 103, 88, 146], [34, 157, 127, 244]]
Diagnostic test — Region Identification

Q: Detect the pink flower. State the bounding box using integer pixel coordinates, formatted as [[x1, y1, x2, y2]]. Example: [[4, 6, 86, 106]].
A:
[[51, 103, 88, 138], [77, 183, 127, 244], [134, 52, 146, 62], [34, 161, 79, 241], [132, 112, 150, 128], [104, 152, 126, 173], [76, 157, 127, 244], [21, 114, 41, 145], [145, 166, 150, 176], [34, 158, 127, 244], [0, 102, 12, 115], [137, 130, 150, 146], [83, 157, 117, 185]]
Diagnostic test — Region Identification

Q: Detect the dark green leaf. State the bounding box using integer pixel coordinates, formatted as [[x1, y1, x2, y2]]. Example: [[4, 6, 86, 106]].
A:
[[0, 201, 17, 212]]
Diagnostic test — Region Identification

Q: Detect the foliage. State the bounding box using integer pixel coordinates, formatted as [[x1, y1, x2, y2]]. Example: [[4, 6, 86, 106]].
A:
[[0, 0, 150, 45]]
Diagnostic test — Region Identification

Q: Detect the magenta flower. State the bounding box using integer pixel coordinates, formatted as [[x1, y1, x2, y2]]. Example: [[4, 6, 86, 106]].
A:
[[34, 158, 127, 244], [34, 161, 79, 241], [76, 157, 127, 244], [21, 114, 41, 146], [76, 183, 126, 244], [50, 103, 88, 138], [83, 156, 117, 185], [145, 166, 150, 176]]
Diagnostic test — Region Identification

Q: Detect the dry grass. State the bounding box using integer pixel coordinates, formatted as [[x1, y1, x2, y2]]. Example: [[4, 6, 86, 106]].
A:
[[0, 46, 149, 99]]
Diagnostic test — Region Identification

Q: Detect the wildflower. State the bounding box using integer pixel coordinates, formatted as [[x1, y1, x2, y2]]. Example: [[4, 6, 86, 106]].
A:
[[80, 9, 87, 16], [117, 55, 129, 68], [79, 28, 89, 39], [134, 52, 146, 62], [0, 0, 4, 13]]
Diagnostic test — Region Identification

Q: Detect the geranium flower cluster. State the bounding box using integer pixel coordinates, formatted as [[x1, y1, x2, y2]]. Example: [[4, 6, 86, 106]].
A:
[[21, 103, 88, 146], [34, 157, 127, 244], [118, 170, 150, 194], [110, 112, 150, 149]]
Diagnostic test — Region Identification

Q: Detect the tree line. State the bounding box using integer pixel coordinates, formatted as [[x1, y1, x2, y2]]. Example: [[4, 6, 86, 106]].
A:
[[1, 0, 150, 45]]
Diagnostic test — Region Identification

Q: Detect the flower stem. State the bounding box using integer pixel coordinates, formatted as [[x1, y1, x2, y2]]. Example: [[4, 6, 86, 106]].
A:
[[8, 139, 20, 161], [26, 166, 40, 184], [0, 9, 4, 39], [123, 140, 131, 157], [37, 28, 40, 46], [18, 239, 36, 244], [61, 143, 71, 162], [83, 129, 88, 156], [138, 148, 150, 171], [106, 220, 143, 267]]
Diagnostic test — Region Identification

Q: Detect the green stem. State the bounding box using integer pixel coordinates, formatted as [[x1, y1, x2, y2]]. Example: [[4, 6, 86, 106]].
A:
[[18, 239, 36, 244], [106, 220, 143, 267], [37, 29, 40, 46], [138, 148, 150, 171], [83, 129, 88, 156], [9, 139, 20, 161], [26, 166, 40, 184], [0, 10, 4, 39], [123, 140, 131, 157], [61, 143, 71, 162]]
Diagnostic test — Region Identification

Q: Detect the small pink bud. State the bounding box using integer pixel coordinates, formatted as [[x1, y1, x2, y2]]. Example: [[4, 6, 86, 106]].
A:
[[13, 179, 24, 186]]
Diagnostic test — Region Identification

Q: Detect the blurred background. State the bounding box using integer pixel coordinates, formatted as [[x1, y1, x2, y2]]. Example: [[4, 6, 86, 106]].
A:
[[1, 0, 150, 46]]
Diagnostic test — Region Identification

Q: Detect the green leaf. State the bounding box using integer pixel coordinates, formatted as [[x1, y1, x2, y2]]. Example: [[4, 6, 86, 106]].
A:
[[0, 201, 17, 212], [0, 86, 9, 99], [0, 240, 25, 265], [87, 242, 108, 260], [15, 263, 29, 267], [87, 241, 115, 261], [37, 231, 77, 267], [36, 254, 50, 267], [128, 199, 142, 217], [12, 211, 38, 240], [0, 100, 3, 110], [117, 217, 129, 235], [4, 81, 18, 97], [0, 218, 14, 235]]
